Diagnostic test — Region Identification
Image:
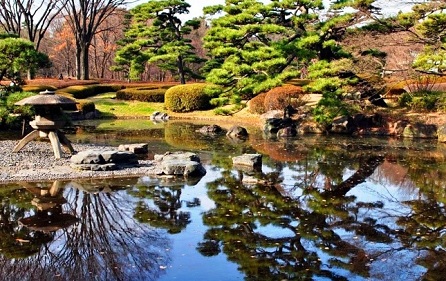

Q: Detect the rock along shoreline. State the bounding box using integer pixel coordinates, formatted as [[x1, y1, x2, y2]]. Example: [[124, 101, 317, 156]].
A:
[[0, 140, 159, 184]]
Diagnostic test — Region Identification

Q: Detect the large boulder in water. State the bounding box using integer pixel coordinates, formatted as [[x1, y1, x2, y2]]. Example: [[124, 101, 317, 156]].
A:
[[154, 151, 206, 177], [70, 149, 138, 171]]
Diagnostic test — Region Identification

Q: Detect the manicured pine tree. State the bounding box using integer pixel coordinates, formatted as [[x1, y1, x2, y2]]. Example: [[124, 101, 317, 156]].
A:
[[202, 0, 385, 122], [114, 0, 204, 83]]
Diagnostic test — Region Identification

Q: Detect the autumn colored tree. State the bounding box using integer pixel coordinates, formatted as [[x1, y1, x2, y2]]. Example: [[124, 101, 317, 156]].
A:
[[114, 0, 204, 83], [91, 9, 126, 79], [46, 16, 77, 78]]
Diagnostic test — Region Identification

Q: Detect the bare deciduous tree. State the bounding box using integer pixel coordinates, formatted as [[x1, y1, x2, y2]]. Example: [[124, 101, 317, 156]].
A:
[[62, 0, 127, 80], [0, 0, 66, 51]]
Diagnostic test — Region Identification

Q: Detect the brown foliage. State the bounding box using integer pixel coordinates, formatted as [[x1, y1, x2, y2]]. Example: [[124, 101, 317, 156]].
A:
[[248, 92, 267, 114], [264, 85, 304, 111]]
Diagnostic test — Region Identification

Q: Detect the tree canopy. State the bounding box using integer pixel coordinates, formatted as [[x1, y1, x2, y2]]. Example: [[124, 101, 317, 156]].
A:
[[201, 0, 379, 117], [392, 1, 446, 74], [114, 0, 204, 83], [0, 36, 49, 84]]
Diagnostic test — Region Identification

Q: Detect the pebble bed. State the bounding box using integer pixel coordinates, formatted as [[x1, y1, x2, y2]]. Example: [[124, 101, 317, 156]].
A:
[[0, 140, 155, 183]]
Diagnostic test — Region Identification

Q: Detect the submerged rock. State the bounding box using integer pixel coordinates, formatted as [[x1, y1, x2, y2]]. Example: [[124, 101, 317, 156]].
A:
[[197, 124, 224, 135], [232, 154, 262, 169], [226, 126, 248, 139]]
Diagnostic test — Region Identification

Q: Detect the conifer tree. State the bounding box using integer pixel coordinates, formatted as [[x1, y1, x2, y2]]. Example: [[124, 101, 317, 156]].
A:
[[114, 0, 204, 83]]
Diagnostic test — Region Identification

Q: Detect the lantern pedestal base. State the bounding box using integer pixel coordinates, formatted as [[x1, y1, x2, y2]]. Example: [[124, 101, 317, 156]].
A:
[[13, 129, 75, 159]]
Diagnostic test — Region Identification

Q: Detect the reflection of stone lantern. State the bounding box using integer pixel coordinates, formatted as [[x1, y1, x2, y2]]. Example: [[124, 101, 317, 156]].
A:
[[19, 181, 79, 232], [13, 89, 77, 159]]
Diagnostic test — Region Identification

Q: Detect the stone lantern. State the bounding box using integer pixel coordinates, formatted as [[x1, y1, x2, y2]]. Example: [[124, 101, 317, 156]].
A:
[[13, 89, 77, 159]]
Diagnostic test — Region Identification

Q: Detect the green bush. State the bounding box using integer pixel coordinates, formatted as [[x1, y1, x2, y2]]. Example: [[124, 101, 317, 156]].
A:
[[57, 84, 123, 99], [116, 88, 166, 102], [77, 101, 96, 114], [398, 91, 444, 111], [165, 83, 217, 112], [22, 85, 57, 93], [0, 91, 35, 129]]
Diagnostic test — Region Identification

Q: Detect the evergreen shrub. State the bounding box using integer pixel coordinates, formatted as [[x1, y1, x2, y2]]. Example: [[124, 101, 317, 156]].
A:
[[165, 83, 216, 112], [22, 85, 58, 93], [57, 84, 123, 99], [399, 91, 444, 111], [76, 101, 96, 114], [116, 88, 166, 102], [0, 91, 35, 129]]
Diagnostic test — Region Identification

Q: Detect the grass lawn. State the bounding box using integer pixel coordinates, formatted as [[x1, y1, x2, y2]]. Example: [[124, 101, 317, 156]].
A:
[[84, 93, 165, 118]]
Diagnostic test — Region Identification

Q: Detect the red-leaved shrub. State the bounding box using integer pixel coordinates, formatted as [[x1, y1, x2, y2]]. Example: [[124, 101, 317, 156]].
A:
[[264, 85, 304, 111]]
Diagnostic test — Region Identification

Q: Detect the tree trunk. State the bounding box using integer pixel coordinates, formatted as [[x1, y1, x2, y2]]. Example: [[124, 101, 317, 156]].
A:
[[177, 55, 185, 84], [80, 44, 90, 80], [27, 69, 35, 80], [323, 156, 384, 197], [75, 46, 81, 80]]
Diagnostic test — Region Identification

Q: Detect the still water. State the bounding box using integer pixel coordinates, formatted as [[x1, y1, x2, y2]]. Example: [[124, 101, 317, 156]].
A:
[[1, 119, 446, 281]]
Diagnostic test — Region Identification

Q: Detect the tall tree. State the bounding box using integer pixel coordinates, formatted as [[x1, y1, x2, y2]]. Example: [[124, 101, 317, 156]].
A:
[[0, 0, 66, 51], [91, 9, 126, 79], [62, 0, 127, 80], [47, 17, 77, 77], [114, 0, 204, 83], [0, 1, 22, 36]]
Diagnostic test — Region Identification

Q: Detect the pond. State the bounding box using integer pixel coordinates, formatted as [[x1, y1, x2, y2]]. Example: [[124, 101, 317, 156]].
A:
[[1, 119, 446, 281]]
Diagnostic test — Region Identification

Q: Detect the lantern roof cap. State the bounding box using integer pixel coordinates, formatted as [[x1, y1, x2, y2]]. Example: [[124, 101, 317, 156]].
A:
[[15, 89, 77, 106]]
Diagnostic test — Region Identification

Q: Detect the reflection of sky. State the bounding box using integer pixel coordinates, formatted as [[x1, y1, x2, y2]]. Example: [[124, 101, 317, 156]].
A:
[[158, 173, 239, 281]]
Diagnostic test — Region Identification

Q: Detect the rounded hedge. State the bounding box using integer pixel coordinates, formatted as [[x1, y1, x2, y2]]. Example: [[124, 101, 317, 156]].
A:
[[22, 85, 58, 93], [116, 88, 166, 102], [248, 92, 267, 114], [77, 101, 96, 114], [165, 83, 216, 112], [264, 85, 304, 111], [57, 84, 123, 99]]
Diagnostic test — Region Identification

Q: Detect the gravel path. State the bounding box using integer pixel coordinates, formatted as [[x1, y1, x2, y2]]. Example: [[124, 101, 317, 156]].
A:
[[0, 140, 156, 183]]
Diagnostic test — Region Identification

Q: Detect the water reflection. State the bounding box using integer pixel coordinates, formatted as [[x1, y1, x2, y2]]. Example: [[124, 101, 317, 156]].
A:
[[196, 136, 446, 280], [3, 121, 446, 280], [0, 179, 170, 281]]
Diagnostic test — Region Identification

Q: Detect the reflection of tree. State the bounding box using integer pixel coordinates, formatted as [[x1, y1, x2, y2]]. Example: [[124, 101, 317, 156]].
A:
[[130, 177, 203, 234], [397, 197, 446, 280], [0, 180, 170, 281], [200, 153, 394, 280]]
